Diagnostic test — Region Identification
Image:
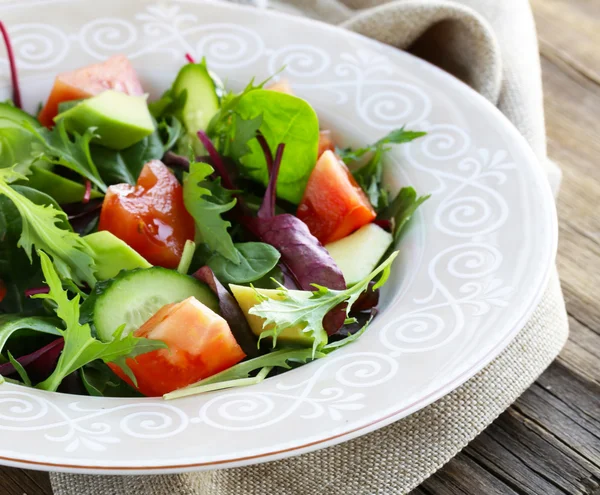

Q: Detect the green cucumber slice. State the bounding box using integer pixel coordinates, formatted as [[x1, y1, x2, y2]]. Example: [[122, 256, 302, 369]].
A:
[[173, 62, 220, 153], [93, 267, 219, 341]]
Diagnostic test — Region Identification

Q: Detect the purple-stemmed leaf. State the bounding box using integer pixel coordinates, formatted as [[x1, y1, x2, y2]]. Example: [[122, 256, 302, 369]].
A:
[[351, 281, 380, 312], [246, 141, 347, 335], [193, 266, 259, 358]]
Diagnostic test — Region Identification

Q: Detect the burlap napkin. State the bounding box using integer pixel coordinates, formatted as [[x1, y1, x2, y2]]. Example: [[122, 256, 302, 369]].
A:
[[51, 1, 569, 493]]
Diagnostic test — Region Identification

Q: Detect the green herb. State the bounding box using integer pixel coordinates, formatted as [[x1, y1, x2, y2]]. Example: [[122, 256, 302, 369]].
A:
[[25, 120, 106, 192], [251, 251, 398, 353], [338, 128, 426, 163], [233, 90, 320, 204], [379, 187, 430, 241], [0, 315, 61, 355], [183, 162, 239, 264], [6, 350, 31, 386], [158, 116, 184, 153], [33, 251, 166, 392], [206, 242, 281, 284], [0, 169, 97, 287]]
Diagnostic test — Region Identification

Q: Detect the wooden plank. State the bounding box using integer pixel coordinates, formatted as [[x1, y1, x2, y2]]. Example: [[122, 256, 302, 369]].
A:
[[0, 465, 52, 495], [558, 317, 600, 384], [419, 455, 520, 495]]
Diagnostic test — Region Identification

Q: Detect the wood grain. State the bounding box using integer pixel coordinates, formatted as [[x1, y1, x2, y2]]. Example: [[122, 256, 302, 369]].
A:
[[1, 0, 599, 494]]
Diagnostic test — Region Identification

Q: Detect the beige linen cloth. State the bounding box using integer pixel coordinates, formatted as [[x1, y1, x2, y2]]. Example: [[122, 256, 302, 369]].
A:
[[51, 0, 569, 493]]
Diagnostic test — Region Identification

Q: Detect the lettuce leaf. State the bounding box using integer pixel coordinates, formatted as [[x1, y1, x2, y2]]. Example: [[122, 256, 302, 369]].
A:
[[33, 251, 166, 392], [183, 161, 239, 263], [0, 168, 97, 287], [251, 251, 398, 354]]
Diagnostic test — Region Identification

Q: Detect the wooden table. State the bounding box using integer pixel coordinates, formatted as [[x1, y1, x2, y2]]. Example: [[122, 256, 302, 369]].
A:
[[1, 0, 599, 493]]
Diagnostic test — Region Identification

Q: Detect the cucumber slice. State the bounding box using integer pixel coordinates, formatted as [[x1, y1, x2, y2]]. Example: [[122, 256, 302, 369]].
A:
[[93, 267, 219, 341], [173, 62, 220, 153]]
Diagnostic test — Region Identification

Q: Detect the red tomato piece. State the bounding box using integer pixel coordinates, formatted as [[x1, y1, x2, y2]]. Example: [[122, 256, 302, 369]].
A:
[[38, 54, 144, 128], [266, 79, 294, 95], [98, 160, 195, 269], [297, 150, 376, 244], [109, 297, 246, 396], [0, 280, 6, 303], [317, 130, 335, 157]]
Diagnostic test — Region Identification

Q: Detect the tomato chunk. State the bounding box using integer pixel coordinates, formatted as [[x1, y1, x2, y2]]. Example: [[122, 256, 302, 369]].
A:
[[38, 54, 144, 127], [266, 79, 294, 95], [318, 130, 335, 157], [297, 150, 376, 244], [98, 160, 195, 268], [0, 280, 6, 303], [109, 297, 246, 396]]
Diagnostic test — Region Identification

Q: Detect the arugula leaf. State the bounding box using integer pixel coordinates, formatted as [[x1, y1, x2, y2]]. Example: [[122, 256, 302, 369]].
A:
[[0, 169, 97, 287], [0, 315, 61, 355], [250, 251, 398, 354], [206, 242, 280, 284], [6, 350, 31, 386], [33, 251, 166, 392], [91, 130, 164, 186], [25, 120, 106, 192], [338, 128, 426, 163], [164, 348, 322, 400], [234, 90, 319, 204], [183, 161, 239, 264], [158, 116, 184, 153], [207, 77, 268, 151], [228, 114, 263, 159], [379, 187, 430, 241], [353, 144, 388, 211]]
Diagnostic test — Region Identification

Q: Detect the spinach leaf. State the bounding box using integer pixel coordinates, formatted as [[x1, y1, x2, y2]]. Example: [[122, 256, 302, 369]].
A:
[[183, 162, 239, 264], [206, 242, 280, 284], [234, 90, 319, 204], [0, 315, 60, 355], [80, 361, 142, 397], [33, 251, 166, 392], [379, 187, 430, 241]]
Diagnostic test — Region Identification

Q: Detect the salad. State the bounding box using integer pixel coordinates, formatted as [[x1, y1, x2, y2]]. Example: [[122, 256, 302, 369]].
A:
[[0, 24, 428, 399]]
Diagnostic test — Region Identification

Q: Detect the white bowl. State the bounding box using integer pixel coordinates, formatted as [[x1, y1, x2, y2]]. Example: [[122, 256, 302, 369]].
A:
[[0, 0, 556, 474]]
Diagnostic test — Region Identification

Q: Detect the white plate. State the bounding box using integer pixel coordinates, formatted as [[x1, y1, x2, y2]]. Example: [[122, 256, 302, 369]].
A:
[[0, 0, 556, 474]]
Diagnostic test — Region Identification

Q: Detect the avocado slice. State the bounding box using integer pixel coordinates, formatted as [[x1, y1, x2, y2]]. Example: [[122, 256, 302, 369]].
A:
[[230, 284, 327, 348], [84, 231, 152, 280], [54, 90, 155, 150], [25, 165, 103, 204], [325, 223, 393, 285]]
